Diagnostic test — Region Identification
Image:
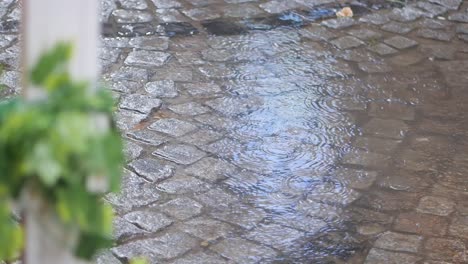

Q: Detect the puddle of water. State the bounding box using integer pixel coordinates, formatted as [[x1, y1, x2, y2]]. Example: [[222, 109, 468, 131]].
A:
[[198, 29, 370, 261]]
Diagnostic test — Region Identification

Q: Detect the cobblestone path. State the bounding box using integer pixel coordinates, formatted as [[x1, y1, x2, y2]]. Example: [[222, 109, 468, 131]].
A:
[[2, 0, 468, 263]]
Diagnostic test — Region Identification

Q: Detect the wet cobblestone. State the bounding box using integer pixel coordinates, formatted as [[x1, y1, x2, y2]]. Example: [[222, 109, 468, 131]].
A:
[[3, 0, 468, 263]]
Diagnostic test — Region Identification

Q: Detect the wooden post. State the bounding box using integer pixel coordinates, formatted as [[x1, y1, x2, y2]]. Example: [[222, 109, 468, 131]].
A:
[[22, 1, 99, 263]]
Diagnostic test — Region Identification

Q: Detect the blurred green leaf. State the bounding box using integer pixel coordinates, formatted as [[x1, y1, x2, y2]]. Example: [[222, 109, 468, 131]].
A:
[[131, 257, 149, 264], [0, 43, 124, 260], [30, 42, 72, 86]]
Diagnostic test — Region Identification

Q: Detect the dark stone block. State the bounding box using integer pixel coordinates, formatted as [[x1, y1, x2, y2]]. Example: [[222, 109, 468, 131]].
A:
[[202, 19, 247, 36], [161, 22, 199, 37]]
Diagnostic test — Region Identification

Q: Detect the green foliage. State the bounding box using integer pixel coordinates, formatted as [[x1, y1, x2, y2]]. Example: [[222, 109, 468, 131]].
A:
[[130, 257, 149, 264], [0, 200, 23, 261], [0, 43, 124, 261]]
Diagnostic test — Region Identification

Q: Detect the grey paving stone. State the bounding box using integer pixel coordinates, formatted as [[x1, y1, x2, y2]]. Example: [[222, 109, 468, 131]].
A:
[[418, 18, 451, 29], [417, 28, 454, 42], [409, 135, 454, 156], [306, 177, 362, 205], [151, 67, 193, 82], [359, 13, 391, 25], [358, 61, 392, 73], [172, 252, 228, 264], [115, 109, 147, 131], [377, 171, 433, 192], [381, 21, 415, 34], [211, 237, 277, 263], [160, 197, 203, 220], [145, 80, 178, 98], [179, 129, 224, 147], [456, 23, 468, 34], [156, 174, 210, 194], [184, 157, 237, 182], [126, 129, 167, 146], [113, 216, 148, 240], [102, 37, 130, 48], [428, 0, 462, 10], [109, 66, 148, 82], [95, 251, 122, 264], [331, 36, 365, 49], [202, 48, 236, 62], [225, 0, 259, 3], [416, 1, 449, 17], [151, 0, 182, 8], [199, 65, 236, 79], [449, 215, 468, 239], [389, 6, 424, 22], [357, 224, 386, 236], [374, 231, 422, 253], [125, 50, 170, 67], [342, 149, 391, 168], [334, 168, 378, 190], [259, 0, 302, 13], [141, 232, 198, 260], [272, 214, 328, 233], [168, 102, 210, 116], [210, 203, 266, 229], [129, 158, 174, 182], [128, 36, 169, 51], [112, 9, 153, 23], [368, 102, 416, 121], [338, 48, 377, 62], [419, 44, 456, 60], [112, 241, 154, 261], [178, 217, 235, 241], [331, 97, 367, 111], [347, 28, 382, 40], [205, 97, 262, 117], [99, 47, 121, 63], [245, 223, 304, 250], [149, 118, 198, 137], [384, 36, 418, 49], [353, 137, 401, 155], [424, 238, 466, 262], [321, 18, 356, 29], [362, 118, 409, 139], [194, 188, 238, 208], [101, 0, 117, 22], [174, 51, 205, 66], [367, 43, 398, 56], [0, 35, 15, 50], [299, 25, 338, 41], [0, 70, 19, 90], [123, 210, 173, 232], [394, 212, 448, 236], [396, 149, 439, 172], [224, 4, 263, 18], [194, 114, 236, 131], [365, 248, 420, 264], [183, 83, 222, 97], [417, 196, 456, 216], [448, 12, 468, 22], [120, 0, 148, 10], [182, 7, 221, 21], [187, 0, 219, 6], [153, 144, 206, 165], [119, 94, 162, 114], [123, 140, 143, 161], [156, 8, 188, 23], [458, 34, 468, 42], [106, 171, 161, 212]]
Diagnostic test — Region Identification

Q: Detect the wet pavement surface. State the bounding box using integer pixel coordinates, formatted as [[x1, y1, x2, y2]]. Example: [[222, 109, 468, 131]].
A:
[[2, 0, 468, 263]]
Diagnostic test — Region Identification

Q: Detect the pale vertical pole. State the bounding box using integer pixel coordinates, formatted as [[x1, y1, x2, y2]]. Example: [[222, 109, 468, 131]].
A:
[[21, 1, 99, 263]]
